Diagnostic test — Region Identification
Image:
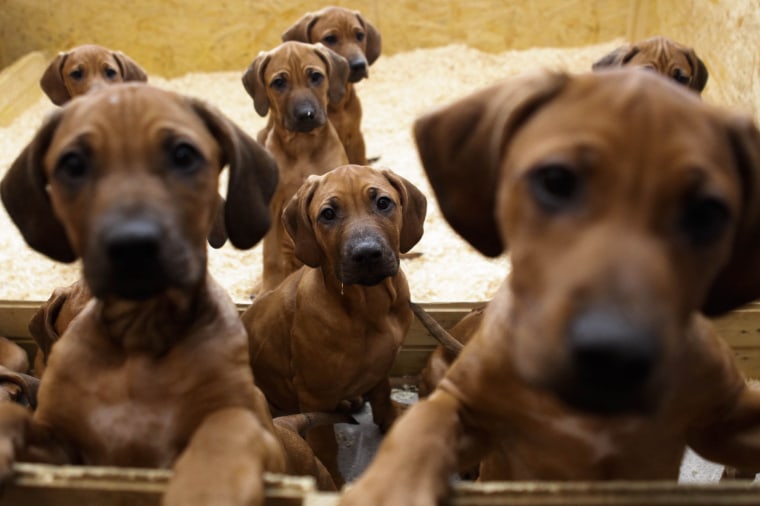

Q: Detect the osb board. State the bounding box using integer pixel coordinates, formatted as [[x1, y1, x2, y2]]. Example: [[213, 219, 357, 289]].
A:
[[0, 0, 636, 76], [0, 463, 313, 506]]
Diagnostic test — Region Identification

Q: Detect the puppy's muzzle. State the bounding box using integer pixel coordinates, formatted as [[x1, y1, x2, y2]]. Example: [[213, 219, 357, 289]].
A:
[[348, 56, 368, 83], [96, 218, 168, 300], [289, 99, 325, 132], [338, 232, 398, 286], [558, 307, 660, 414]]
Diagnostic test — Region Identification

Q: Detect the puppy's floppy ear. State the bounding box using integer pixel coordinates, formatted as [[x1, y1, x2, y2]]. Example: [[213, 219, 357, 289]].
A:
[[242, 52, 272, 117], [382, 170, 427, 253], [414, 71, 568, 257], [356, 12, 382, 65], [314, 44, 350, 106], [591, 44, 639, 70], [283, 176, 322, 267], [189, 98, 279, 250], [281, 11, 319, 42], [703, 115, 760, 315], [40, 52, 71, 105], [207, 194, 228, 248], [1, 110, 76, 262], [686, 49, 709, 92], [112, 51, 148, 82]]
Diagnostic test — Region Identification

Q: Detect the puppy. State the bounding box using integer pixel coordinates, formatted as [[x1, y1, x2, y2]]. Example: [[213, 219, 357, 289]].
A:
[[280, 6, 382, 165], [0, 83, 285, 506], [339, 69, 760, 506], [242, 164, 426, 484], [243, 41, 350, 292], [592, 36, 708, 93], [40, 44, 147, 105]]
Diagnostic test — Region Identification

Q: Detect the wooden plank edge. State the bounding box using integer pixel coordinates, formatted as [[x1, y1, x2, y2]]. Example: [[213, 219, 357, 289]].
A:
[[0, 463, 314, 505], [0, 51, 48, 127]]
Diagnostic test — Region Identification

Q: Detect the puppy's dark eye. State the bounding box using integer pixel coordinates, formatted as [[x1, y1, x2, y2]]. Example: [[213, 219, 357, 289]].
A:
[[55, 152, 89, 185], [673, 68, 691, 86], [319, 207, 337, 222], [271, 77, 287, 91], [169, 142, 203, 173], [680, 196, 730, 245], [104, 67, 118, 79], [376, 196, 394, 212], [322, 35, 338, 45], [69, 69, 84, 80], [356, 32, 365, 42], [528, 163, 582, 212], [309, 71, 324, 86]]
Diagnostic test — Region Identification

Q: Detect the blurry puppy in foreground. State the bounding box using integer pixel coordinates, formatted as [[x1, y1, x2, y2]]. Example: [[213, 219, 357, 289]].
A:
[[592, 35, 708, 93], [40, 44, 147, 104], [280, 6, 382, 165], [339, 69, 760, 506], [0, 82, 336, 505]]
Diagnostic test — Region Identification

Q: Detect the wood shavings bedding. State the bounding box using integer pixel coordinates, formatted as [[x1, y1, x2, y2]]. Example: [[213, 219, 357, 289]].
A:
[[0, 40, 727, 304]]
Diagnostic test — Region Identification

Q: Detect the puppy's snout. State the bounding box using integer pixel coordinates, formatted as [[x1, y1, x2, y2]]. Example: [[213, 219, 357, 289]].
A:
[[350, 238, 383, 266], [562, 308, 660, 413], [290, 100, 324, 132], [97, 218, 167, 300], [348, 58, 368, 82], [105, 220, 161, 266], [339, 232, 398, 286]]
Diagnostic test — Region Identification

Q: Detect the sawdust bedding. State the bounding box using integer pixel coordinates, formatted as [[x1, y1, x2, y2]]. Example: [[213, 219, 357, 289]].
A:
[[0, 40, 639, 304]]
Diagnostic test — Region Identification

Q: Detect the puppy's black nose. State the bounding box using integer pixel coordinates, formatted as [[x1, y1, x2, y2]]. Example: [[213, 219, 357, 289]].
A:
[[101, 219, 167, 300], [350, 238, 383, 266], [564, 308, 659, 413], [105, 219, 161, 267], [348, 58, 368, 82], [294, 103, 317, 121]]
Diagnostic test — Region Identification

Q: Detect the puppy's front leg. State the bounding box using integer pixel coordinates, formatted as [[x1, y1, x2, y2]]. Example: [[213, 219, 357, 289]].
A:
[[0, 403, 71, 480], [340, 389, 480, 506], [163, 408, 285, 506], [366, 377, 395, 433], [690, 383, 760, 472]]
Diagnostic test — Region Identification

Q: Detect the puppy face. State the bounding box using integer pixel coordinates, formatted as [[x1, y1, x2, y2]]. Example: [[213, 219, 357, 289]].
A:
[[2, 84, 277, 301], [415, 70, 760, 414], [40, 44, 148, 105], [242, 41, 349, 132], [592, 36, 708, 93], [282, 7, 382, 83], [284, 165, 426, 286]]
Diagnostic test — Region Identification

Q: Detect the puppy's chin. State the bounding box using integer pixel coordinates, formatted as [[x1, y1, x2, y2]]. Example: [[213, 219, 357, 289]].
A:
[[553, 381, 659, 416]]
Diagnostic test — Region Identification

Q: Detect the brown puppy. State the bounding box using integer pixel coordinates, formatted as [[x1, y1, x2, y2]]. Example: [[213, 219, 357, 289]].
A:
[[242, 164, 426, 484], [40, 44, 147, 105], [0, 83, 286, 506], [339, 69, 760, 506], [592, 35, 708, 93], [27, 279, 92, 378], [280, 6, 382, 165], [243, 41, 350, 292]]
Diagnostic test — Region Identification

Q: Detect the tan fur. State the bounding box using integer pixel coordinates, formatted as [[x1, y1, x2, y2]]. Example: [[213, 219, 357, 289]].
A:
[[280, 6, 382, 165], [40, 44, 147, 105], [339, 70, 760, 506], [243, 41, 350, 292], [592, 36, 708, 93], [242, 164, 426, 484], [0, 83, 290, 506]]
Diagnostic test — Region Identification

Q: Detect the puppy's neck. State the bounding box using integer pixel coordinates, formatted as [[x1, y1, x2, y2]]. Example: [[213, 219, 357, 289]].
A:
[[96, 280, 212, 355], [269, 120, 341, 160], [317, 265, 407, 315], [328, 83, 357, 113]]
